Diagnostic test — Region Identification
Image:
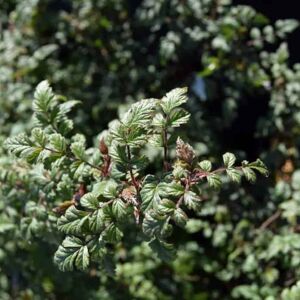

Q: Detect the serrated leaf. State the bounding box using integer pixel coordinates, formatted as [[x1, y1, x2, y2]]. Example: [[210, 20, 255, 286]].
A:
[[58, 100, 80, 117], [159, 182, 184, 197], [109, 143, 128, 164], [226, 168, 242, 183], [161, 87, 188, 114], [248, 159, 269, 177], [102, 223, 123, 243], [49, 133, 66, 153], [57, 206, 88, 235], [111, 122, 148, 147], [71, 141, 87, 161], [80, 192, 99, 210], [121, 99, 157, 128], [148, 239, 176, 262], [152, 113, 166, 127], [198, 160, 212, 172], [33, 80, 55, 114], [183, 191, 201, 211], [168, 108, 190, 127], [157, 199, 176, 214], [207, 173, 222, 188], [142, 211, 167, 237], [112, 198, 127, 220], [32, 128, 47, 147], [54, 236, 89, 271], [223, 152, 236, 168], [173, 208, 188, 228], [88, 209, 105, 233], [242, 167, 257, 183], [140, 175, 161, 211], [103, 180, 118, 198], [5, 134, 34, 158], [148, 133, 164, 147]]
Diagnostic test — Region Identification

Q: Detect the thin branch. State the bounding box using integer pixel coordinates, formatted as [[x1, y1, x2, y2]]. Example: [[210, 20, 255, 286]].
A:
[[162, 127, 169, 171], [258, 210, 282, 230], [125, 145, 140, 195]]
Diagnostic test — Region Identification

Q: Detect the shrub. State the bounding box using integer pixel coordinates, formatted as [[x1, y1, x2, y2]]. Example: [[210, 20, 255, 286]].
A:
[[1, 0, 300, 299]]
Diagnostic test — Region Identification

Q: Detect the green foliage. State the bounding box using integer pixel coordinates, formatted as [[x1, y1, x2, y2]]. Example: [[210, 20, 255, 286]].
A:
[[5, 82, 266, 274], [1, 0, 300, 299]]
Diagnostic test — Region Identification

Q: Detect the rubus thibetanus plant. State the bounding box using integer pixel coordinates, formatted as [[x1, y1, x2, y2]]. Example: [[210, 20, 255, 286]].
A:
[[5, 81, 268, 272]]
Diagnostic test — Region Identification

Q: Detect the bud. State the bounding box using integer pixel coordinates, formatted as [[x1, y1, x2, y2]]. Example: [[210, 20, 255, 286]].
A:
[[176, 137, 195, 164], [99, 138, 108, 155]]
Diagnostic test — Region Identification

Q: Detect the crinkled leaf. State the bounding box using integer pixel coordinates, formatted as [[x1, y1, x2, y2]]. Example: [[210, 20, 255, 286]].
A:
[[140, 175, 161, 211], [198, 160, 212, 172], [80, 192, 99, 210], [161, 87, 188, 114], [173, 208, 188, 228], [226, 168, 242, 183], [159, 182, 184, 197], [184, 191, 201, 211], [54, 236, 89, 271], [223, 152, 236, 168], [57, 206, 88, 235], [157, 199, 176, 214], [207, 173, 222, 189], [148, 239, 176, 262]]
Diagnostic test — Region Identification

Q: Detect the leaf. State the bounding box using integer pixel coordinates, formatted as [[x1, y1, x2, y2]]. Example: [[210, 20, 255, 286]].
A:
[[80, 192, 99, 210], [71, 141, 87, 161], [140, 175, 161, 211], [32, 128, 47, 147], [111, 122, 148, 147], [142, 211, 167, 237], [33, 80, 55, 114], [226, 168, 242, 183], [159, 182, 185, 197], [157, 199, 176, 214], [223, 152, 236, 168], [92, 181, 108, 197], [103, 180, 118, 199], [161, 87, 188, 114], [207, 173, 222, 189], [102, 223, 123, 243], [183, 191, 201, 211], [57, 206, 88, 235], [112, 198, 127, 220], [88, 209, 105, 233], [198, 160, 212, 172], [152, 113, 166, 127], [148, 133, 163, 147], [168, 108, 190, 127], [58, 100, 80, 117], [109, 143, 129, 164], [54, 236, 89, 271], [121, 99, 157, 128], [5, 134, 34, 158], [49, 133, 66, 153], [248, 159, 269, 177], [172, 208, 188, 228], [148, 239, 176, 262], [242, 167, 257, 183]]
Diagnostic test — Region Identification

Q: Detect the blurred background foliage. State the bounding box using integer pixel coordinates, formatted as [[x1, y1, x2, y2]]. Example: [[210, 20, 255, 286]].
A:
[[1, 0, 300, 299]]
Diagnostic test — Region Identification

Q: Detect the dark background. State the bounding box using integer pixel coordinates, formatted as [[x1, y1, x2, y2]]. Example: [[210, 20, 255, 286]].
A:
[[235, 0, 300, 63]]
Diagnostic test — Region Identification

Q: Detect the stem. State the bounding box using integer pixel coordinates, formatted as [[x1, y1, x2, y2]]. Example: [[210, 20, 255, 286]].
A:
[[258, 210, 281, 230], [126, 145, 140, 195], [162, 111, 170, 171], [176, 195, 184, 208], [163, 127, 169, 171]]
